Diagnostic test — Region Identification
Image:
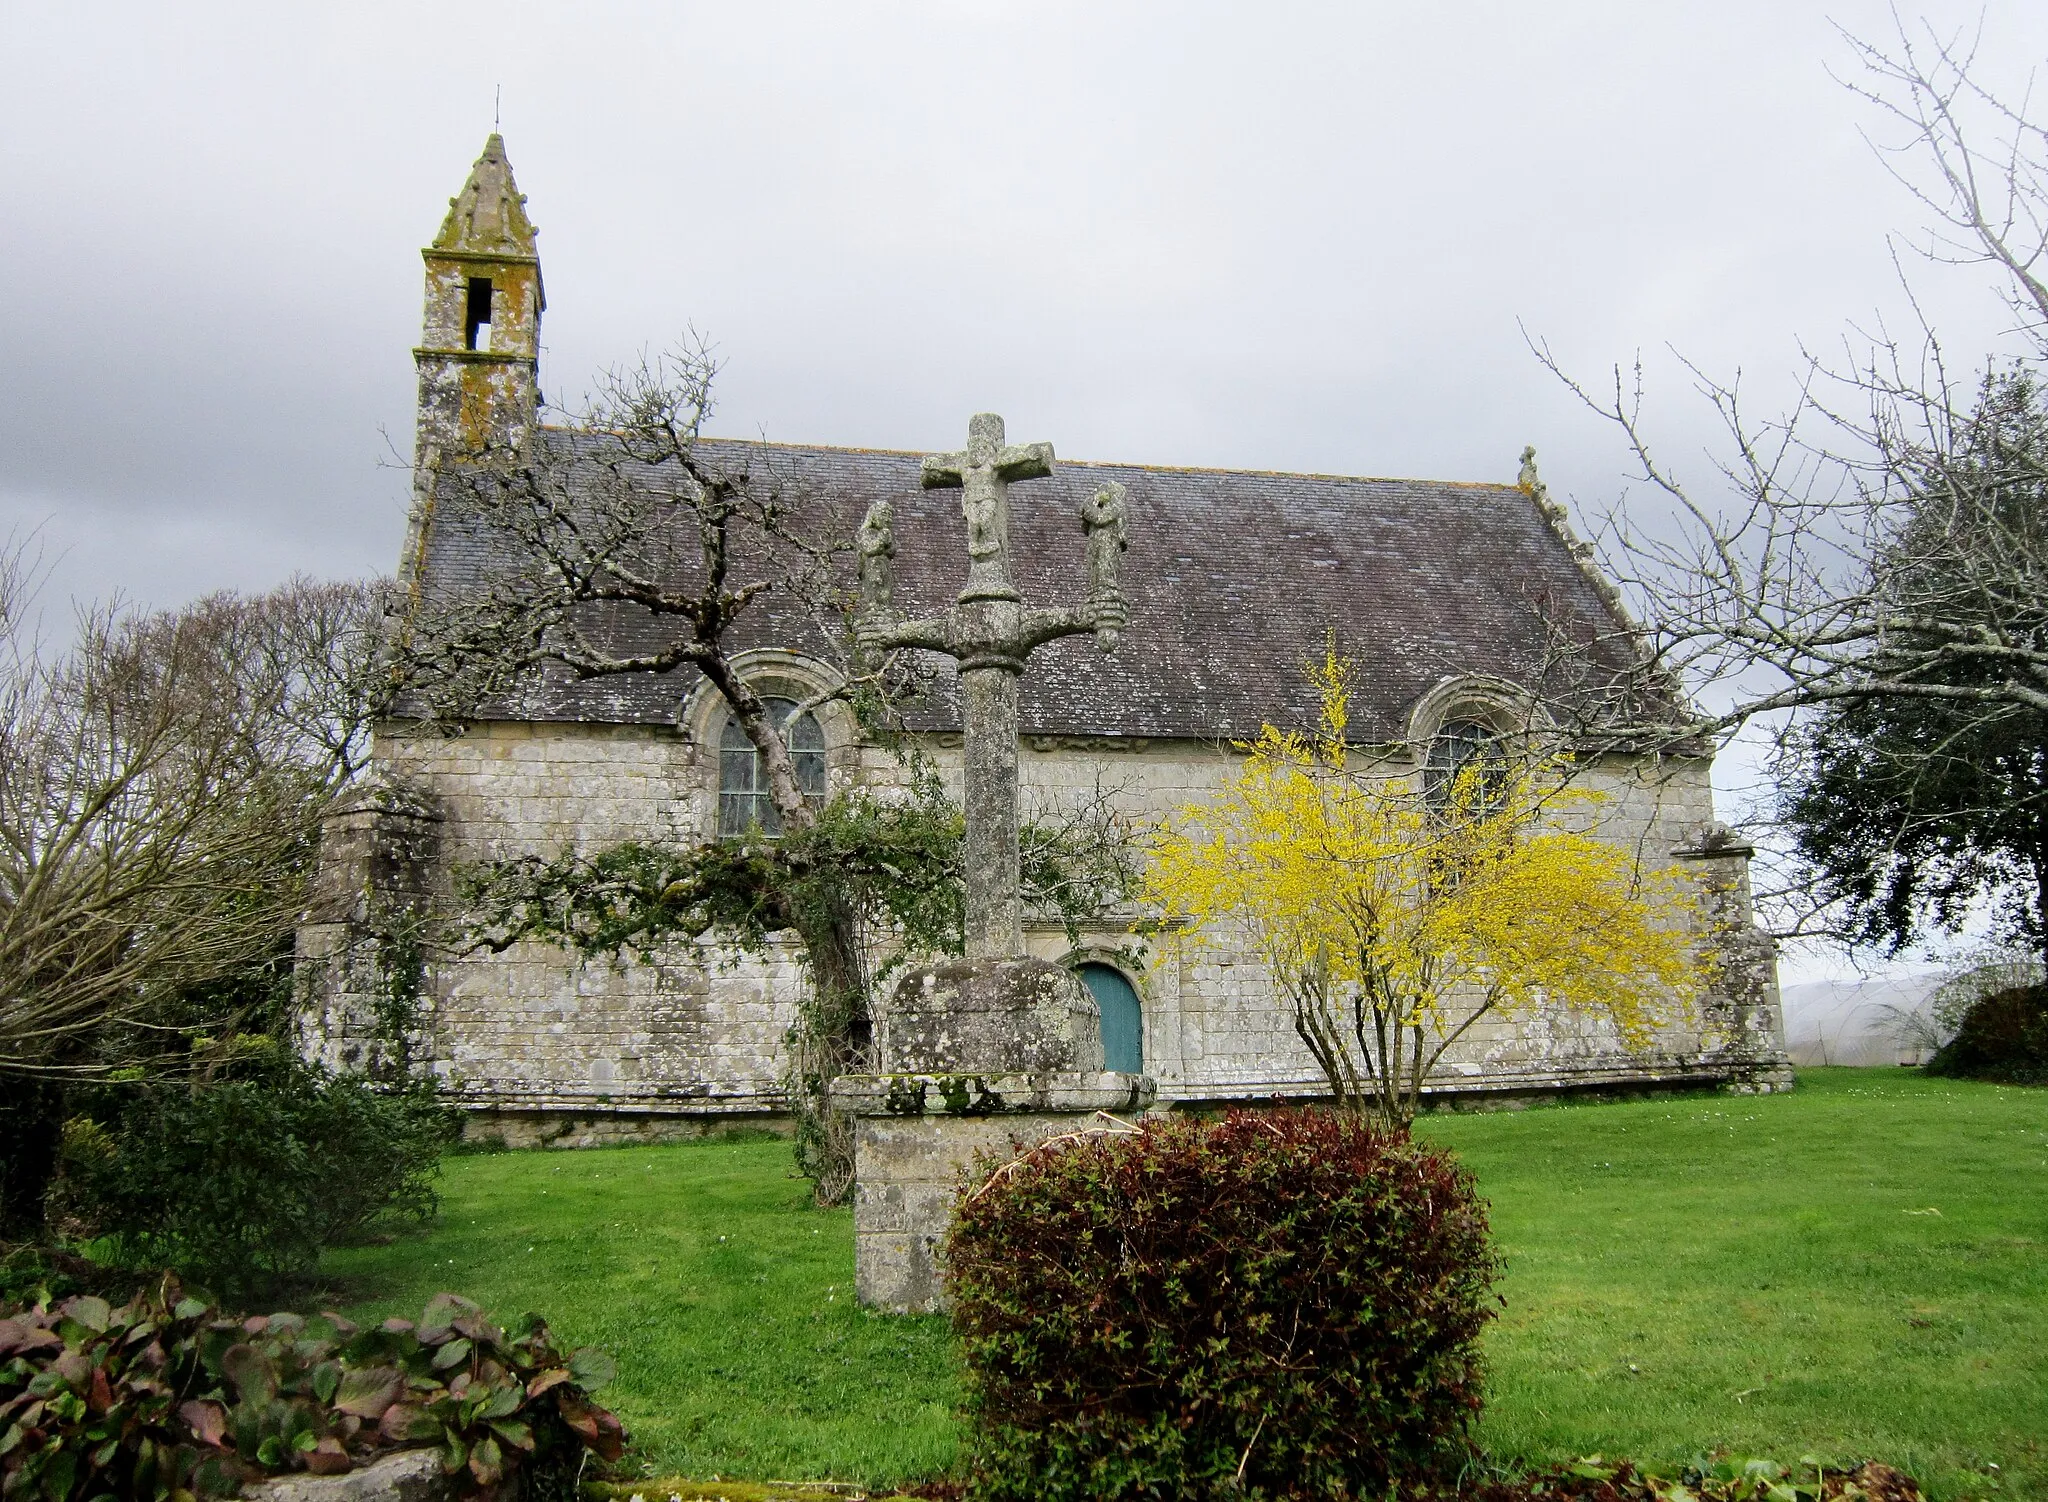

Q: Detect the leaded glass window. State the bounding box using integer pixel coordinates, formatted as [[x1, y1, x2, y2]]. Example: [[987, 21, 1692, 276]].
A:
[[1424, 717, 1501, 809], [718, 697, 826, 836]]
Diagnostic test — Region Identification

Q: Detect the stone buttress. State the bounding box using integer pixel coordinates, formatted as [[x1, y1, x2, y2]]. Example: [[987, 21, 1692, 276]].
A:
[[295, 775, 443, 1079], [1675, 823, 1795, 1092]]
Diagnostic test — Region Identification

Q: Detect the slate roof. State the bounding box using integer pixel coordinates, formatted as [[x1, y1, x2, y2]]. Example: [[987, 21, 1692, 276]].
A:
[[412, 434, 1638, 745]]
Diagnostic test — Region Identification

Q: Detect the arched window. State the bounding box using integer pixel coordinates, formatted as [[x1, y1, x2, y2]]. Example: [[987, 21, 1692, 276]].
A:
[[1077, 962, 1143, 1074], [1425, 716, 1502, 810], [719, 697, 826, 836]]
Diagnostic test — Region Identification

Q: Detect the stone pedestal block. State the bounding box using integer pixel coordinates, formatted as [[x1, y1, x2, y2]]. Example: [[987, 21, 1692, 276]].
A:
[[877, 955, 1103, 1074], [829, 1071, 1155, 1313]]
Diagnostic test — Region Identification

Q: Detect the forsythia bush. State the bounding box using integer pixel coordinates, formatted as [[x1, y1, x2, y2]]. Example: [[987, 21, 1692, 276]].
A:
[[1146, 651, 1702, 1122], [0, 1281, 623, 1502], [946, 1109, 1502, 1502]]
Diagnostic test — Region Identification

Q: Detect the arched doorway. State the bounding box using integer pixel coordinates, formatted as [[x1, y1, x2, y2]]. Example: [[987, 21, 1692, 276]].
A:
[[1078, 963, 1143, 1074]]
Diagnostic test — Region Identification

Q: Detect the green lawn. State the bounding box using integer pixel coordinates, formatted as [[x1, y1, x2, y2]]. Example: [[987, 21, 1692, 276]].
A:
[[1415, 1071, 2046, 1500], [321, 1071, 2047, 1498], [324, 1130, 958, 1487]]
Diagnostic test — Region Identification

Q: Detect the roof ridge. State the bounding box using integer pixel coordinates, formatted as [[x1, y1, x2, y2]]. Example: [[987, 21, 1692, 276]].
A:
[[535, 426, 1521, 491]]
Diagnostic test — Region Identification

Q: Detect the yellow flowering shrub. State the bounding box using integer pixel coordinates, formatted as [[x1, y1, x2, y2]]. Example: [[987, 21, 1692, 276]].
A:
[[1144, 654, 1704, 1120]]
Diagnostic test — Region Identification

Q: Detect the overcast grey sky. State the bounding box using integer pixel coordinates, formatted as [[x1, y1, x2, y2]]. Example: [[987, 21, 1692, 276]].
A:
[[5, 0, 2044, 608], [4, 2, 2046, 976]]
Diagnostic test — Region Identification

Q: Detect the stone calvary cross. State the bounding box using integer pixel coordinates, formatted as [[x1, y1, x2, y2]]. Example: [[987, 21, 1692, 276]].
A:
[[856, 412, 1129, 959], [838, 413, 1147, 1315]]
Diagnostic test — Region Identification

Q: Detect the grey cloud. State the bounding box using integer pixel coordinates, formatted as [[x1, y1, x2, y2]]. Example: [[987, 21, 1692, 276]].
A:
[[2, 3, 2043, 988]]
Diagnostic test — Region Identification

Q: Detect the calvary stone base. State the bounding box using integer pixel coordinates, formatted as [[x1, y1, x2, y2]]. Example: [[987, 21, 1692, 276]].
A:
[[832, 959, 1155, 1312]]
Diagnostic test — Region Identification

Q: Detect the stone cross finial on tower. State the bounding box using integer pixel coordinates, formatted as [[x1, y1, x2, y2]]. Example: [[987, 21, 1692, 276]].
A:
[[858, 413, 1129, 958]]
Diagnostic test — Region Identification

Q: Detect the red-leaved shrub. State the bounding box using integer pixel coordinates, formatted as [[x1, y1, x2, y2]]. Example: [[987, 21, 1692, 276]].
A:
[[0, 1279, 623, 1502], [946, 1108, 1501, 1502]]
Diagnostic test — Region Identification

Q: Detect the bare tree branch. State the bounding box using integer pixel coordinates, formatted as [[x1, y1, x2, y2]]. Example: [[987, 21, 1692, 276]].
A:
[[0, 568, 385, 1078]]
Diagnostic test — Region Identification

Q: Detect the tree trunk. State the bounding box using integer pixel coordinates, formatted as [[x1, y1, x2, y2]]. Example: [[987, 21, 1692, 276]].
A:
[[788, 891, 868, 1205], [696, 651, 871, 1201], [0, 1080, 63, 1238], [698, 655, 814, 832]]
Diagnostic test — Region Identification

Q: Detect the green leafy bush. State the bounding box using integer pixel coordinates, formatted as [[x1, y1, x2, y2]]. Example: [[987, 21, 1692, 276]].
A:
[[0, 1280, 624, 1502], [1925, 984, 2048, 1084], [946, 1108, 1502, 1502], [57, 1051, 457, 1299]]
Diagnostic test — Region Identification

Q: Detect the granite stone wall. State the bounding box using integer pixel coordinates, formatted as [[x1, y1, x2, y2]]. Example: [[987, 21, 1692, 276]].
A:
[[299, 714, 1790, 1138]]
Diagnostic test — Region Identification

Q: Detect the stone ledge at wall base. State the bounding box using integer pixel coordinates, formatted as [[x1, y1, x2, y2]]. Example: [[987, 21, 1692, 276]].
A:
[[457, 1108, 794, 1151], [829, 1070, 1157, 1314], [1721, 1062, 1798, 1094], [243, 1448, 457, 1502], [1161, 1055, 1797, 1110]]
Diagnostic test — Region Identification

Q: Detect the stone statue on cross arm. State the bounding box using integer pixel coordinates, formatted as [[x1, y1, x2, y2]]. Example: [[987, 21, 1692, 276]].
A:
[[856, 497, 895, 625], [1080, 479, 1129, 651]]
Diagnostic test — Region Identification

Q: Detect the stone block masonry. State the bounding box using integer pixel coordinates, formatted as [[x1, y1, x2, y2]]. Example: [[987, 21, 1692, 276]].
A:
[[298, 719, 1790, 1137], [310, 721, 805, 1123], [831, 1073, 1158, 1313]]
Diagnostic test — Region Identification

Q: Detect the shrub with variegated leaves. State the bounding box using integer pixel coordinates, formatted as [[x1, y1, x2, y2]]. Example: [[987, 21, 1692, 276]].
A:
[[0, 1278, 623, 1502]]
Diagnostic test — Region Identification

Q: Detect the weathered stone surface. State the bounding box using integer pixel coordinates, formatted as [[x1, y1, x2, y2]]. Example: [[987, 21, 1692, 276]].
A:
[[836, 1091, 1157, 1313], [243, 1448, 448, 1502], [300, 776, 442, 929], [1675, 822, 1796, 1093], [413, 134, 542, 460], [839, 430, 1157, 1307], [876, 957, 1104, 1076], [459, 1108, 792, 1150], [858, 412, 1129, 960], [300, 725, 1788, 1124], [296, 773, 443, 1079], [830, 1070, 1152, 1118]]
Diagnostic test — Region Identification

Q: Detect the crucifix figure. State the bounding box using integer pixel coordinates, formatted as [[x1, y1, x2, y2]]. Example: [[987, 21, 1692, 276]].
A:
[[859, 412, 1128, 959]]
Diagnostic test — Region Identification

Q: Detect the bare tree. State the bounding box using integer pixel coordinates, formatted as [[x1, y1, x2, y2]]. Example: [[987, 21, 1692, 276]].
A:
[[399, 342, 862, 804], [395, 342, 892, 1199], [0, 561, 384, 1233], [1840, 16, 2048, 346], [1530, 14, 2048, 955], [0, 564, 384, 1082]]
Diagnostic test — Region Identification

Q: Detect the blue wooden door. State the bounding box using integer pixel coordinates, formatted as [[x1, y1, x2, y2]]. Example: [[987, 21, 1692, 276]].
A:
[[1079, 963, 1143, 1074]]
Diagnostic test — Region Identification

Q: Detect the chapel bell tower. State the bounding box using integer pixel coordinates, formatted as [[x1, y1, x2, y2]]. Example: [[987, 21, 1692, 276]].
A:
[[414, 134, 544, 462]]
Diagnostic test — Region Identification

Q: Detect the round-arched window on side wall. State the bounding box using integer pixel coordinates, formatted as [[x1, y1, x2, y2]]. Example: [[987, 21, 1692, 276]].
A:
[[1078, 962, 1143, 1074], [719, 697, 825, 836], [1424, 716, 1502, 809]]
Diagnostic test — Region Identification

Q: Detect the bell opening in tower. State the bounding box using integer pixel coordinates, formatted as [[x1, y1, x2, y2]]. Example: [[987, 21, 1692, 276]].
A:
[[464, 276, 494, 351]]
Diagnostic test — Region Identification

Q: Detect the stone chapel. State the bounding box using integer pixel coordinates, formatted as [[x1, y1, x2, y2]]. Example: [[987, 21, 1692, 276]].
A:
[[297, 136, 1792, 1147]]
